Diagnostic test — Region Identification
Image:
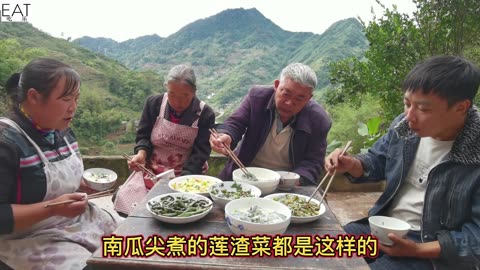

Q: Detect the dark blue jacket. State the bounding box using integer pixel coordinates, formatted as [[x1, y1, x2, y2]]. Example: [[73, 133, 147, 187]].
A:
[[352, 107, 480, 269]]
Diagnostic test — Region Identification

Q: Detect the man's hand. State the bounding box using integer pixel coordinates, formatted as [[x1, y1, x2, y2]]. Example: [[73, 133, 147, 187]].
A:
[[209, 133, 232, 156], [324, 148, 363, 177], [379, 233, 419, 257], [379, 233, 441, 259]]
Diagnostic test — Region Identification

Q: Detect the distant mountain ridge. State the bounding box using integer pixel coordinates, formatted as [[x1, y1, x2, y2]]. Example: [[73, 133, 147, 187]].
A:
[[74, 8, 368, 113]]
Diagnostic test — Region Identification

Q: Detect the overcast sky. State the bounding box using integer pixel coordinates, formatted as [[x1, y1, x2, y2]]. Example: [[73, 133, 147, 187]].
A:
[[18, 0, 416, 42]]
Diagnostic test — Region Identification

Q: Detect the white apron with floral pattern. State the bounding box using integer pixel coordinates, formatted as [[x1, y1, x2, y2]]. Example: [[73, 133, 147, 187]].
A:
[[114, 93, 207, 215], [0, 118, 118, 270]]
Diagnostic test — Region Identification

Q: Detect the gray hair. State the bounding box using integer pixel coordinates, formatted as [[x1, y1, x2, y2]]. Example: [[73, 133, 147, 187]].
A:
[[165, 64, 197, 91], [279, 63, 317, 90]]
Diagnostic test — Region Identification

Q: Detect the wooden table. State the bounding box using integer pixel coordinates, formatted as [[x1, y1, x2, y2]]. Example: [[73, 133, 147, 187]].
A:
[[88, 181, 371, 270]]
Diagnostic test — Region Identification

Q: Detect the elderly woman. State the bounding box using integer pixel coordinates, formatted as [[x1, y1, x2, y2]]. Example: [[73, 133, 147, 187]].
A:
[[114, 64, 215, 215], [0, 58, 119, 269]]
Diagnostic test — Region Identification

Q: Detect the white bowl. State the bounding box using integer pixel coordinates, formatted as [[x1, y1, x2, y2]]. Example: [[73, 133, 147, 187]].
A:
[[232, 167, 280, 195], [225, 197, 291, 235], [276, 171, 300, 191], [146, 192, 213, 224], [82, 168, 117, 191], [264, 193, 325, 223], [209, 182, 262, 208], [168, 175, 223, 196], [368, 216, 411, 246]]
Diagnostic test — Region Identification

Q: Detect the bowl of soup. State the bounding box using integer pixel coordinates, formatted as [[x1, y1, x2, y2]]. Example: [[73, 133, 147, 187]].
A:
[[232, 167, 280, 195], [82, 168, 117, 191], [225, 197, 291, 235]]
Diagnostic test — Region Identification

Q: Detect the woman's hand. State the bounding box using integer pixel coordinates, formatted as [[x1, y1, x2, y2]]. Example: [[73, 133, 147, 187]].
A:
[[78, 179, 97, 194], [209, 133, 232, 156], [48, 193, 88, 218], [128, 150, 147, 171]]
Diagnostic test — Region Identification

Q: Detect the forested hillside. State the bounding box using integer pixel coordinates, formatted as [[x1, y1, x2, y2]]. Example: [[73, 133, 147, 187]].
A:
[[0, 23, 164, 154]]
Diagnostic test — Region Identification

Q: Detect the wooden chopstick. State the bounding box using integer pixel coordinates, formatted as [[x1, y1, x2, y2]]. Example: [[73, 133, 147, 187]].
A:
[[44, 189, 115, 208], [209, 128, 250, 176], [307, 141, 352, 205], [87, 189, 115, 198], [209, 129, 247, 170], [306, 171, 331, 203], [317, 171, 337, 207], [122, 153, 156, 178], [88, 192, 114, 200]]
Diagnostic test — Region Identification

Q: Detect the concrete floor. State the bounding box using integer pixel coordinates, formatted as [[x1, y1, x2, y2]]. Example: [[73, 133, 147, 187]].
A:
[[90, 192, 382, 227]]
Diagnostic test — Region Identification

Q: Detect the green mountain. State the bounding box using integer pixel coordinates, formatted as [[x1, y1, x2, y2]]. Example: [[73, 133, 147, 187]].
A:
[[74, 8, 368, 115]]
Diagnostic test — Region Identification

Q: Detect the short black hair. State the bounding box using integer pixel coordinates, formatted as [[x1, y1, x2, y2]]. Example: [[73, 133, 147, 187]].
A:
[[402, 55, 480, 106]]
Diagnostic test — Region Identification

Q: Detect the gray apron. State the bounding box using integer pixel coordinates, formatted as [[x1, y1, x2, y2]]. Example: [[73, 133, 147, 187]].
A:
[[0, 118, 119, 270]]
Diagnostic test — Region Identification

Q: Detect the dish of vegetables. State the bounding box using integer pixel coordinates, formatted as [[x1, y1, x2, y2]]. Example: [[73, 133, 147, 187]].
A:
[[168, 175, 223, 196], [146, 193, 213, 224], [209, 182, 262, 207], [210, 182, 260, 199], [264, 193, 325, 224]]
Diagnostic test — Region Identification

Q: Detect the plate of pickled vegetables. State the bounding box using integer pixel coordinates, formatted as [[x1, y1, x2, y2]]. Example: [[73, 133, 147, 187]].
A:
[[146, 193, 213, 224], [264, 193, 325, 223], [168, 175, 223, 196]]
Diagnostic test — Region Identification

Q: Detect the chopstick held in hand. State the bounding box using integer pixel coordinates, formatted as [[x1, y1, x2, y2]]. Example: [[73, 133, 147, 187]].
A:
[[44, 189, 115, 208], [209, 128, 254, 179], [307, 141, 352, 204], [122, 153, 156, 178]]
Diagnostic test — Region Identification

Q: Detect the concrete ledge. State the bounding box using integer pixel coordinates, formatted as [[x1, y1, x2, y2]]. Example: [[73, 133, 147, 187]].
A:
[[321, 174, 385, 192]]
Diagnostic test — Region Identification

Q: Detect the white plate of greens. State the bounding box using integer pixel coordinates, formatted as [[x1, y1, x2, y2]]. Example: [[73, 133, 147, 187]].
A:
[[146, 192, 213, 224], [264, 193, 325, 224]]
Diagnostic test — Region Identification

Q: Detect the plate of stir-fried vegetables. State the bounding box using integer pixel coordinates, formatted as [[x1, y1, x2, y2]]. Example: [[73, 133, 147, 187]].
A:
[[168, 175, 223, 196], [264, 193, 325, 223], [146, 193, 213, 224]]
